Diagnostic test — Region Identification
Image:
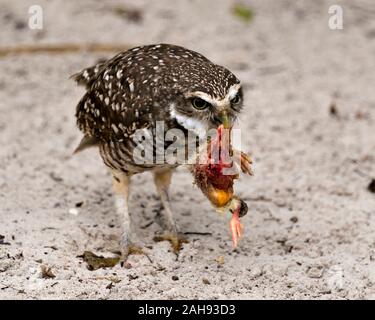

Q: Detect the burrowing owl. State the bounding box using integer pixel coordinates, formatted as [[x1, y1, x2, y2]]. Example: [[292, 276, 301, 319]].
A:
[[72, 44, 244, 257]]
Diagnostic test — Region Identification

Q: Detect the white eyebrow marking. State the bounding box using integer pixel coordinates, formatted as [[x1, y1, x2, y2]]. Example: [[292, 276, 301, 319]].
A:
[[184, 83, 241, 109], [226, 83, 241, 100], [185, 91, 215, 104]]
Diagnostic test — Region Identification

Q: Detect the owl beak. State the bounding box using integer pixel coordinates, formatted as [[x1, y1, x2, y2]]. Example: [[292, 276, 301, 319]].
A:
[[218, 111, 231, 129]]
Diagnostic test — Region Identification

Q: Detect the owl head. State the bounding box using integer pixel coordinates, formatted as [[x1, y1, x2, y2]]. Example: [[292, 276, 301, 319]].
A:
[[167, 61, 243, 137], [120, 44, 244, 137]]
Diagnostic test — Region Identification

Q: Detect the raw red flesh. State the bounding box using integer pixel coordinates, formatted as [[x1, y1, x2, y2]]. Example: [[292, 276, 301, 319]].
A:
[[192, 125, 247, 247], [203, 125, 238, 191]]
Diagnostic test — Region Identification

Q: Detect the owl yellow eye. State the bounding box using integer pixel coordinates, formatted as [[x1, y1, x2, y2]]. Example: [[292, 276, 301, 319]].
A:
[[230, 93, 240, 104], [192, 98, 210, 110]]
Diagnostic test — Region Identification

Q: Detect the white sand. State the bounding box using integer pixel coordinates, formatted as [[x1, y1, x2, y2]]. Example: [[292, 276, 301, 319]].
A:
[[1, 0, 375, 299]]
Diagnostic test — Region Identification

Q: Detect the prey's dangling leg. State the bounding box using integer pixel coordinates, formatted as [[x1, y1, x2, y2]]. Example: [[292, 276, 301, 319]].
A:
[[152, 168, 188, 253], [232, 150, 254, 175], [228, 197, 248, 248], [111, 171, 144, 260], [240, 151, 254, 175]]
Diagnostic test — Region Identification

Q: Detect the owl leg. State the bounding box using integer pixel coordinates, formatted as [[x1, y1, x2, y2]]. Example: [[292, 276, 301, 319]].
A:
[[112, 171, 145, 260], [152, 168, 188, 253]]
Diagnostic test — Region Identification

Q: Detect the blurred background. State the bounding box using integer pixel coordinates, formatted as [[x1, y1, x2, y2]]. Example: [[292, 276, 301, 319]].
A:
[[0, 0, 375, 299]]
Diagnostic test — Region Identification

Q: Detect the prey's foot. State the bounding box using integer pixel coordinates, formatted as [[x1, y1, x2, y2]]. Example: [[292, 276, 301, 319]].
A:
[[229, 212, 243, 248], [240, 151, 253, 175], [227, 196, 247, 248], [153, 231, 188, 254]]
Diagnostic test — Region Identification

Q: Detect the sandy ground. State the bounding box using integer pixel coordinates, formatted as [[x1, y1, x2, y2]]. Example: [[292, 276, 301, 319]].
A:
[[1, 0, 375, 300]]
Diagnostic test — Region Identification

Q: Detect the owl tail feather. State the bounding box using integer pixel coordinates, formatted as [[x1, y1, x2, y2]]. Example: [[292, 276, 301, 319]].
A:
[[73, 135, 99, 154]]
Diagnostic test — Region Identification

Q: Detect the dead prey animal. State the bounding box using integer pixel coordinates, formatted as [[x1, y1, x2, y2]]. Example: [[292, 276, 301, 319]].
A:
[[190, 125, 253, 247]]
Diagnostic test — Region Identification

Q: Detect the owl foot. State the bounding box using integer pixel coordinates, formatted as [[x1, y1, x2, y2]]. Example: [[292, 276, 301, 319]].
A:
[[153, 231, 188, 254], [120, 238, 152, 264]]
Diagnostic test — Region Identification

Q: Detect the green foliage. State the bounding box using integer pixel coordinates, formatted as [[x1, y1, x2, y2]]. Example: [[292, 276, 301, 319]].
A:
[[232, 3, 254, 22]]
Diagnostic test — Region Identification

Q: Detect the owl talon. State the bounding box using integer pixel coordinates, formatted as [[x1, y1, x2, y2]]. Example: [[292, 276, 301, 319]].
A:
[[121, 242, 140, 258], [121, 240, 152, 263], [153, 232, 188, 254]]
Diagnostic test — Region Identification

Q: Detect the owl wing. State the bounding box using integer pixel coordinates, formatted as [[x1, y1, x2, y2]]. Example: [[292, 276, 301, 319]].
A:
[[74, 53, 156, 143]]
